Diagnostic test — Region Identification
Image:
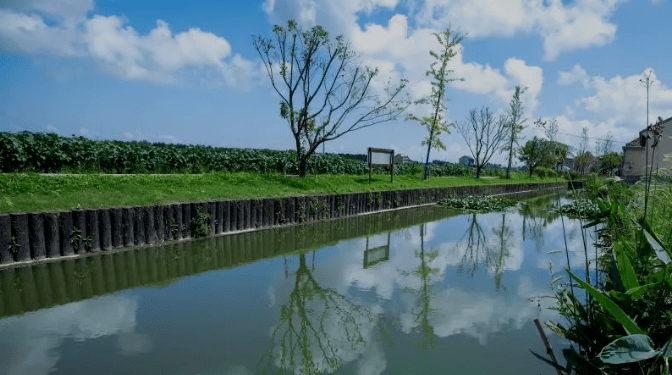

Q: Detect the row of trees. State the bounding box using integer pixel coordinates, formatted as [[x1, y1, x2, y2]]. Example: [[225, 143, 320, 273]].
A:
[[253, 20, 614, 179]]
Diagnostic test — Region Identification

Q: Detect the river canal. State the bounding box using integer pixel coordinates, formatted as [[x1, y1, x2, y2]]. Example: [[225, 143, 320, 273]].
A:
[[0, 193, 596, 375]]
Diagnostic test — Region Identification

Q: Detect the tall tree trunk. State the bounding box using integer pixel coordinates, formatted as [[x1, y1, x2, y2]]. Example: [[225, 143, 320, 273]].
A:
[[506, 136, 514, 179], [423, 131, 434, 180], [298, 156, 308, 177], [475, 164, 481, 178]]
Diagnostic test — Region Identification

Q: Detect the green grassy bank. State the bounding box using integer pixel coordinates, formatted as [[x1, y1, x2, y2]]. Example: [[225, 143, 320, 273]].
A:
[[0, 172, 561, 213]]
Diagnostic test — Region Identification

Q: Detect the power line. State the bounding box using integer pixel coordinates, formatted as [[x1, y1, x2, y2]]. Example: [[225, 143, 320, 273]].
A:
[[526, 126, 630, 144]]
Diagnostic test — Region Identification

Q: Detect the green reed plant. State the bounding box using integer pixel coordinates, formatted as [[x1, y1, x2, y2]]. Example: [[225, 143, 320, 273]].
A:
[[535, 177, 672, 374]]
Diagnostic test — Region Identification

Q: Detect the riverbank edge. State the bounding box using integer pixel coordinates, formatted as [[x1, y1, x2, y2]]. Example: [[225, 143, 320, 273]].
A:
[[0, 181, 567, 269]]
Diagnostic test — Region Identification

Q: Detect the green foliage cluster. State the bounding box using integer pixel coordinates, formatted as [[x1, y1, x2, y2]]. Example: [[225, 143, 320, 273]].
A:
[[596, 152, 623, 175], [538, 179, 672, 374], [438, 195, 516, 212], [533, 166, 559, 178], [191, 206, 211, 238], [0, 131, 371, 175], [518, 137, 569, 177], [553, 198, 600, 219]]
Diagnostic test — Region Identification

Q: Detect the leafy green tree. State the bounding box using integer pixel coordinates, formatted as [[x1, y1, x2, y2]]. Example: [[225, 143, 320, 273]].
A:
[[503, 86, 527, 179], [518, 136, 547, 177], [408, 28, 464, 180], [518, 136, 568, 177], [574, 153, 592, 174], [456, 107, 508, 178], [253, 20, 409, 177], [534, 117, 568, 169], [598, 151, 622, 175]]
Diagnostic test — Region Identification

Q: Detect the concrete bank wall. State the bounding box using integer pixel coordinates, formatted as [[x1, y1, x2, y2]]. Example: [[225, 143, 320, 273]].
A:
[[0, 205, 459, 318], [0, 182, 565, 267]]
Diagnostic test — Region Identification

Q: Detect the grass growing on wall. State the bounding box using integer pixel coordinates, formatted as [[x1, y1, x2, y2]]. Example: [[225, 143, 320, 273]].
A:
[[0, 172, 561, 213]]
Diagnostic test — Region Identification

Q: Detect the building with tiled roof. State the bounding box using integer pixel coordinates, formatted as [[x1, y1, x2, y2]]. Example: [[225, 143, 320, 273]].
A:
[[621, 116, 672, 182]]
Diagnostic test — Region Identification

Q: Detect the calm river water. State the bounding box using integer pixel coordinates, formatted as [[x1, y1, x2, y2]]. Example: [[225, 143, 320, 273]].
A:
[[0, 194, 597, 375]]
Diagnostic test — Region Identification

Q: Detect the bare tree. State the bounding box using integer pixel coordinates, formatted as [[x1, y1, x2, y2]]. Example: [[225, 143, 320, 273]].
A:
[[595, 130, 614, 157], [408, 28, 464, 180], [503, 86, 527, 179], [253, 20, 409, 177], [574, 127, 591, 174], [579, 126, 590, 154], [536, 117, 559, 142], [456, 107, 507, 178]]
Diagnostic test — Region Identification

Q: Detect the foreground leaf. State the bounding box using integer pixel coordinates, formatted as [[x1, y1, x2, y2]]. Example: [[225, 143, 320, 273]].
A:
[[568, 271, 644, 335], [612, 242, 640, 291], [643, 227, 670, 264], [662, 336, 672, 359], [599, 334, 658, 364]]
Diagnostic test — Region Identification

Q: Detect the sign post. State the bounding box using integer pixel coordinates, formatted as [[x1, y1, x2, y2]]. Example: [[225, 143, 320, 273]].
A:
[[367, 147, 395, 183]]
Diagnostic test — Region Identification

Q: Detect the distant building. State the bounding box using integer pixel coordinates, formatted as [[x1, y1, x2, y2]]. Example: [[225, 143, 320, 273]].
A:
[[459, 155, 474, 166], [622, 116, 672, 182], [394, 154, 412, 164], [559, 157, 574, 171]]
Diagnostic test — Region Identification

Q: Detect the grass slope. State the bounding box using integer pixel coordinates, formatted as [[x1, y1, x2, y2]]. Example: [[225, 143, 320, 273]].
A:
[[0, 172, 561, 213]]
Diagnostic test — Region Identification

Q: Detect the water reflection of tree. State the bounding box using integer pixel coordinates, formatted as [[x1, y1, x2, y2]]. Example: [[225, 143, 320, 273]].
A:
[[456, 213, 489, 277], [402, 224, 441, 350], [519, 194, 561, 252], [261, 253, 375, 375], [489, 213, 513, 291], [455, 213, 513, 291]]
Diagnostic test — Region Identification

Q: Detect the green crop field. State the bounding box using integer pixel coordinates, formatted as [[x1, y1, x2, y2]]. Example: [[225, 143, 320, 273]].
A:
[[0, 131, 561, 213]]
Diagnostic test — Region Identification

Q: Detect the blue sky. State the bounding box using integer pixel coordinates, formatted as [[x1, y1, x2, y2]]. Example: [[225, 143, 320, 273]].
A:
[[1, 0, 671, 164]]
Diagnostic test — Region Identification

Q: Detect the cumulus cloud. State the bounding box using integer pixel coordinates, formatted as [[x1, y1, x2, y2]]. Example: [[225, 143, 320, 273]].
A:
[[263, 0, 400, 35], [0, 0, 258, 87], [558, 64, 590, 88], [578, 69, 672, 125], [557, 68, 672, 146], [350, 14, 544, 114], [412, 0, 622, 61]]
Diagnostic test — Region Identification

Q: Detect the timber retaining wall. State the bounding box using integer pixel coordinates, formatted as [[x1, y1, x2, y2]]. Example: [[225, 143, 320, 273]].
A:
[[0, 182, 565, 267]]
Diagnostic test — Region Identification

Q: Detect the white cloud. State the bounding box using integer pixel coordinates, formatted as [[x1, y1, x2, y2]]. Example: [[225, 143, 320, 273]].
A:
[[558, 64, 590, 88], [262, 0, 400, 35], [0, 2, 257, 87], [350, 15, 544, 114], [411, 0, 623, 61], [264, 0, 625, 62], [556, 68, 672, 145]]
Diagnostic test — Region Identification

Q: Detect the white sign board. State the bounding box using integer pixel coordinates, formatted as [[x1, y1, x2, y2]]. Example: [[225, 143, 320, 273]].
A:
[[369, 152, 392, 165], [367, 147, 395, 183]]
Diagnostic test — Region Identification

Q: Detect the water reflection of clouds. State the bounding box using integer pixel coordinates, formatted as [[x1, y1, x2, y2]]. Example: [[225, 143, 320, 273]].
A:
[[534, 218, 602, 271], [272, 211, 573, 349], [0, 294, 147, 375], [399, 275, 559, 345], [265, 209, 586, 373]]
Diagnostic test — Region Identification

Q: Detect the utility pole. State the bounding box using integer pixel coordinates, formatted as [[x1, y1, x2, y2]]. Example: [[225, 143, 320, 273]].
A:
[[640, 69, 654, 218], [641, 70, 653, 132], [639, 70, 654, 182]]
